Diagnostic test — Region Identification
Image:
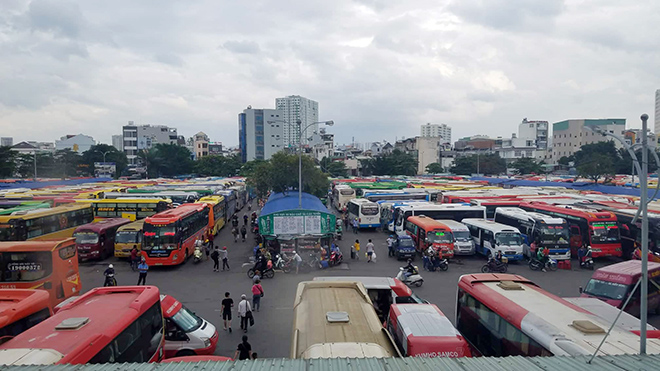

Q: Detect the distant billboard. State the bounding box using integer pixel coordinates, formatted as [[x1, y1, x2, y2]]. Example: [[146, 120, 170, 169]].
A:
[[94, 162, 116, 177]]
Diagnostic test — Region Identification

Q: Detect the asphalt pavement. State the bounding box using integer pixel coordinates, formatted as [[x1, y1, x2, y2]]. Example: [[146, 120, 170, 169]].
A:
[[77, 200, 660, 359]]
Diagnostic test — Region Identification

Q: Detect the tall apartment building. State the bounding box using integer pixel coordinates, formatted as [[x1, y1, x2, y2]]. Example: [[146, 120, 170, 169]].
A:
[[122, 121, 178, 165], [551, 118, 625, 160], [518, 119, 548, 150], [655, 89, 660, 135], [238, 108, 285, 162], [275, 95, 319, 147], [420, 123, 451, 144]]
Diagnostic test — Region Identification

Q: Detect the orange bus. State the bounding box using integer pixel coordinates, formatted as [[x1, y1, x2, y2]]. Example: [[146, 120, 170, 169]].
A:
[[0, 286, 165, 365], [0, 289, 51, 345], [405, 216, 455, 259], [142, 204, 210, 266], [0, 238, 81, 308]]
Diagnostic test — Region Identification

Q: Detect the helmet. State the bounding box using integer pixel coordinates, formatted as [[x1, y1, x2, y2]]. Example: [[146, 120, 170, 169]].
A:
[[292, 251, 297, 254], [406, 258, 412, 264], [223, 246, 227, 250], [109, 264, 114, 269]]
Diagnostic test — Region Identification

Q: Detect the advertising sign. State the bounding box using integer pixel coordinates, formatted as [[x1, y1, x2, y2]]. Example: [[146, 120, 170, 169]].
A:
[[259, 210, 335, 236]]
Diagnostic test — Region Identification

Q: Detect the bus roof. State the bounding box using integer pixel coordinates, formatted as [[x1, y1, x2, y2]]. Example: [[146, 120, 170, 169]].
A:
[[145, 203, 207, 224], [0, 286, 160, 364], [116, 219, 145, 232], [521, 201, 617, 221], [391, 304, 459, 338], [75, 198, 172, 204], [461, 219, 521, 234], [458, 274, 660, 356], [0, 289, 51, 329], [435, 220, 469, 231], [591, 260, 660, 283], [198, 195, 225, 204], [312, 276, 412, 297], [495, 207, 566, 225], [0, 204, 91, 222], [73, 218, 131, 234], [0, 238, 75, 253], [348, 198, 377, 205], [291, 281, 399, 359], [406, 216, 451, 231]]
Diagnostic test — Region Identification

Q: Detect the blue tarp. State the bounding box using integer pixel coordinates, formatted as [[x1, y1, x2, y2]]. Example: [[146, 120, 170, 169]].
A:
[[0, 178, 112, 190], [260, 192, 331, 216], [470, 177, 660, 200]]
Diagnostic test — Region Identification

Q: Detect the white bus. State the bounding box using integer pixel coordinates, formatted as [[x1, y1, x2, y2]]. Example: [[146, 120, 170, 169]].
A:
[[393, 204, 486, 235], [461, 219, 524, 261], [347, 199, 381, 229], [436, 219, 475, 255], [332, 185, 356, 212]]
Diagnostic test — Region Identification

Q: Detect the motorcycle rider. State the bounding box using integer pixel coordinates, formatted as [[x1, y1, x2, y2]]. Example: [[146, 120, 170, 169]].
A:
[[578, 244, 587, 265], [403, 258, 417, 279], [537, 246, 549, 272], [103, 264, 116, 286]]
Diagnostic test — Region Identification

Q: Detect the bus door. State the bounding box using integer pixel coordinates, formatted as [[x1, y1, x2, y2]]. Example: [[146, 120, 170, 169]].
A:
[[569, 224, 582, 255], [418, 228, 428, 253], [481, 230, 495, 255]]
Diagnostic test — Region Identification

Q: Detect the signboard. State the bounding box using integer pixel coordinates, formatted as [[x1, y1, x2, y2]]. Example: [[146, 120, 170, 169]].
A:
[[94, 162, 116, 177], [259, 210, 335, 236]]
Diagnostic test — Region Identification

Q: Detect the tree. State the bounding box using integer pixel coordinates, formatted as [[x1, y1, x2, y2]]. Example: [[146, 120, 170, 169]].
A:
[[320, 157, 347, 178], [240, 159, 267, 177], [510, 157, 543, 175], [360, 149, 418, 176], [194, 155, 242, 177], [577, 153, 615, 183], [138, 144, 193, 178], [53, 149, 83, 178], [450, 153, 506, 175], [558, 155, 574, 166], [81, 144, 128, 178], [0, 147, 17, 178], [425, 162, 444, 174], [245, 152, 329, 198]]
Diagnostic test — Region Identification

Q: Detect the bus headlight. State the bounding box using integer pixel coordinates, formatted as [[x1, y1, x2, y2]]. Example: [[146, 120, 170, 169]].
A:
[[201, 337, 211, 347], [173, 253, 178, 261]]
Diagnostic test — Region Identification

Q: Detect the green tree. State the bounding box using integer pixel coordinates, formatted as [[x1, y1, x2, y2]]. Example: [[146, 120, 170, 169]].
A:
[[138, 144, 193, 178], [320, 157, 347, 178], [240, 159, 267, 177], [15, 152, 57, 178], [577, 153, 615, 183], [0, 147, 17, 178], [510, 157, 543, 175], [360, 149, 418, 176], [53, 149, 83, 178], [81, 144, 128, 178], [245, 152, 329, 198], [451, 153, 506, 175], [425, 162, 444, 174], [194, 155, 242, 177], [558, 155, 574, 166]]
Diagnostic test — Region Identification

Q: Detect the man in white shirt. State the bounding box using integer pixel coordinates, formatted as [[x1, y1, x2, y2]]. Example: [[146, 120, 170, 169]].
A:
[[238, 294, 252, 333], [366, 239, 375, 262], [387, 236, 395, 257], [293, 251, 303, 274]]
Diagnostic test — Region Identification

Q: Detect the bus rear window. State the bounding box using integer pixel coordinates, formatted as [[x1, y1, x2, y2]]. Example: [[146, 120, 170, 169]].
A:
[[361, 206, 379, 215], [116, 231, 141, 244], [340, 189, 354, 195], [0, 252, 53, 282]]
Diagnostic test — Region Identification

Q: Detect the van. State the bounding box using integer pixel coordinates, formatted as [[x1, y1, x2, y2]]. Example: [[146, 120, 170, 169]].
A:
[[161, 295, 219, 358], [437, 219, 475, 255], [580, 260, 660, 317], [386, 304, 472, 358]]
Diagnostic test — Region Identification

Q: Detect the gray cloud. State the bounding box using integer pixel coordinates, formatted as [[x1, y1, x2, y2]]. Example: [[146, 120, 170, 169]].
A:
[[450, 0, 565, 31], [222, 40, 261, 55], [27, 0, 84, 38]]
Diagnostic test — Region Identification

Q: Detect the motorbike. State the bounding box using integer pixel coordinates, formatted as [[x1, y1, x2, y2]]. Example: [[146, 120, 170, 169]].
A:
[[529, 257, 558, 271], [481, 256, 508, 273], [424, 255, 449, 271], [252, 223, 259, 234], [274, 254, 292, 273], [396, 266, 424, 287], [247, 265, 275, 279], [335, 225, 343, 240], [579, 249, 594, 270], [329, 248, 343, 267], [193, 247, 203, 264]]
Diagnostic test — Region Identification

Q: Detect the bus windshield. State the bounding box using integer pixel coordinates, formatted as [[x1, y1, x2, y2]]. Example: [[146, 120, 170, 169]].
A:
[[0, 252, 53, 282], [116, 231, 140, 244], [74, 232, 99, 245], [361, 205, 379, 215], [590, 222, 620, 244], [453, 230, 471, 242], [496, 232, 523, 246], [539, 225, 570, 245], [171, 306, 202, 332], [428, 231, 453, 244], [583, 279, 629, 300], [143, 224, 177, 249]]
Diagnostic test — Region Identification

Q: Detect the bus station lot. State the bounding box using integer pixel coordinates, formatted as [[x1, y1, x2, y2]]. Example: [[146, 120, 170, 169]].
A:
[[78, 226, 660, 359]]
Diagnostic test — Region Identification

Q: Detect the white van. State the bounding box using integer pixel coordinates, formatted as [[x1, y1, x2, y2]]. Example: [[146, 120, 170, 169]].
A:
[[461, 219, 524, 261], [161, 295, 219, 358], [436, 220, 475, 255]]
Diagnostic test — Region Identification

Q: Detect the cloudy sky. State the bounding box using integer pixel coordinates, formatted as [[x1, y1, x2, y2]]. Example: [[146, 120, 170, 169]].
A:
[[1, 0, 658, 147]]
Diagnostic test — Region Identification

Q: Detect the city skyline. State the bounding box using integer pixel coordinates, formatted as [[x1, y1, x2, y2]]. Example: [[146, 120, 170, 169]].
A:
[[0, 1, 657, 147]]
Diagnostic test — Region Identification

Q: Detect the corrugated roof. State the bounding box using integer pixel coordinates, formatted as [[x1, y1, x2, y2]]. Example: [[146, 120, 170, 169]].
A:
[[260, 192, 331, 216], [6, 355, 660, 371]]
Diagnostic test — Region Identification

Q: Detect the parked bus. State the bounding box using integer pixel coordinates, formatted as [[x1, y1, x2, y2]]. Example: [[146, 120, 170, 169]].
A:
[[0, 203, 50, 216], [405, 216, 454, 258], [142, 204, 210, 266], [462, 219, 524, 261], [0, 285, 165, 365], [332, 185, 356, 212], [494, 207, 571, 260], [0, 204, 93, 241], [521, 201, 621, 257], [0, 238, 80, 309], [436, 220, 475, 255], [291, 280, 400, 359], [197, 195, 226, 236], [75, 198, 171, 221], [0, 289, 51, 345], [74, 218, 131, 261], [580, 260, 660, 317], [387, 304, 471, 358], [364, 191, 430, 203], [114, 220, 145, 258], [456, 273, 660, 357], [378, 200, 429, 233], [470, 199, 521, 219], [347, 199, 380, 229], [394, 204, 487, 235], [215, 190, 236, 219], [105, 192, 198, 205], [229, 185, 247, 211]]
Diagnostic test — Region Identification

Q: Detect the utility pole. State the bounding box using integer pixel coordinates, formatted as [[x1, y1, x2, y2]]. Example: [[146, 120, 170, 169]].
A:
[[33, 151, 37, 181], [640, 113, 649, 354]]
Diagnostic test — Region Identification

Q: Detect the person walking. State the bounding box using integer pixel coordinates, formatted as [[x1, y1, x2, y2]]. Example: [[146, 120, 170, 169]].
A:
[[252, 279, 264, 312], [353, 239, 360, 261], [232, 227, 239, 243], [238, 294, 252, 333], [240, 225, 247, 242], [129, 246, 139, 271], [137, 257, 149, 285], [211, 247, 220, 272], [221, 292, 233, 332], [243, 214, 249, 225], [234, 335, 253, 360], [293, 250, 303, 274], [366, 239, 375, 262], [352, 219, 359, 234], [221, 246, 230, 271]]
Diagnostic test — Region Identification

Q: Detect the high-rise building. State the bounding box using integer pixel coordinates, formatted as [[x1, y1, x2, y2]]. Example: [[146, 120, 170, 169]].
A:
[[238, 108, 285, 162], [275, 95, 319, 147], [122, 121, 178, 165], [1, 137, 13, 147], [420, 123, 451, 144], [518, 119, 548, 150], [551, 118, 625, 160], [655, 89, 660, 135], [111, 135, 123, 151]]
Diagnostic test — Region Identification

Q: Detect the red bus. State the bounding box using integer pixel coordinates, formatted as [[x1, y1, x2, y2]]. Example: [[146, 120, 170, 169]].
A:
[[142, 204, 210, 266], [0, 286, 165, 365], [0, 238, 81, 308], [456, 273, 660, 357], [0, 289, 51, 345], [73, 218, 131, 261], [404, 216, 454, 258], [520, 201, 621, 257]]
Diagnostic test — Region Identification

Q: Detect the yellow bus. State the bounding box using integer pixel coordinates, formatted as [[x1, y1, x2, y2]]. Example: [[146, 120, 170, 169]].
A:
[[114, 220, 145, 258], [75, 198, 172, 221], [0, 204, 94, 241], [198, 195, 226, 235]]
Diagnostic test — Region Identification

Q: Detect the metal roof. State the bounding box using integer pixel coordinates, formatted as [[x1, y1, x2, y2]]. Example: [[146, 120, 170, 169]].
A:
[[6, 355, 660, 370]]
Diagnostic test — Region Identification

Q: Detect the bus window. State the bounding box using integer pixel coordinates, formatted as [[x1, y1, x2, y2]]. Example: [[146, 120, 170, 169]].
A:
[[0, 252, 53, 282]]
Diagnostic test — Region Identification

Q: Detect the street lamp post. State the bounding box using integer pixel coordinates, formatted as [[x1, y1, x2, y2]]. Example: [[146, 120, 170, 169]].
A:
[[96, 150, 111, 163], [296, 119, 334, 208]]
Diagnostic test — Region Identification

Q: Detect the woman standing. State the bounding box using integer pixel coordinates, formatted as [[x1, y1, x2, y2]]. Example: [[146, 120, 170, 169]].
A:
[[251, 279, 264, 312]]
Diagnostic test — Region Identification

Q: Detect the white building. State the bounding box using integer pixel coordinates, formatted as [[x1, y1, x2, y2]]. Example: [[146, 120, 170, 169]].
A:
[[275, 95, 319, 147], [417, 136, 443, 174], [496, 136, 538, 162], [420, 123, 451, 144], [111, 135, 123, 152], [518, 119, 548, 150], [1, 137, 13, 147], [193, 132, 209, 159], [10, 141, 55, 154], [122, 122, 179, 165], [55, 134, 95, 153], [551, 119, 626, 160], [238, 108, 285, 162], [310, 133, 334, 161], [655, 89, 660, 135]]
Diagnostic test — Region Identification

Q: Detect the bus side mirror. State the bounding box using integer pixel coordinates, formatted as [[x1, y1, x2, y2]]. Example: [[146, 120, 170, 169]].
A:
[[579, 286, 583, 294]]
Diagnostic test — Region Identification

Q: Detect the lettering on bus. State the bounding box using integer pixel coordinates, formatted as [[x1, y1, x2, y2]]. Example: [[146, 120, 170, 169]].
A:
[[166, 300, 180, 316], [0, 285, 17, 289], [66, 273, 79, 286], [8, 262, 42, 271], [414, 351, 461, 358]]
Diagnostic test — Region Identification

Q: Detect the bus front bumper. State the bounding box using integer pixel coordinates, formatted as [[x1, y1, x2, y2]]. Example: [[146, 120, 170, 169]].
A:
[[358, 223, 380, 228], [503, 253, 524, 261]]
